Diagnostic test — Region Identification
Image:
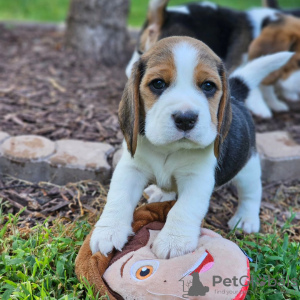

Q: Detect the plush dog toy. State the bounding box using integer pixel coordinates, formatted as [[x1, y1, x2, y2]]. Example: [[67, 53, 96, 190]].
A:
[[75, 201, 251, 299]]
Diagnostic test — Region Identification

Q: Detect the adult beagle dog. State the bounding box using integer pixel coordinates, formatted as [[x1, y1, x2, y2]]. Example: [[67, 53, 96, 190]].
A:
[[126, 0, 299, 118], [90, 36, 292, 258]]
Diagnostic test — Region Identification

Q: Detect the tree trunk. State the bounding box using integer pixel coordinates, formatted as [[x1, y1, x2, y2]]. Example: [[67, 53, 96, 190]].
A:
[[65, 0, 130, 65]]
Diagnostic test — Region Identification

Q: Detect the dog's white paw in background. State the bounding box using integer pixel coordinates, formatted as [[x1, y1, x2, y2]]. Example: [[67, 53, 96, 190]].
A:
[[277, 70, 300, 102], [260, 84, 290, 112], [245, 87, 273, 118], [144, 184, 177, 203], [228, 154, 261, 233]]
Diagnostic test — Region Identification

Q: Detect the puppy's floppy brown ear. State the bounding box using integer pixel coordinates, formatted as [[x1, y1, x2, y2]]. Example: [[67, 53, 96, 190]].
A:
[[214, 65, 232, 158], [118, 60, 145, 157]]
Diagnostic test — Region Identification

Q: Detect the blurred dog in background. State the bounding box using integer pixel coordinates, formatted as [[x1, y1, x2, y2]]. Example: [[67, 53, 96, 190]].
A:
[[127, 0, 300, 118], [249, 13, 300, 115]]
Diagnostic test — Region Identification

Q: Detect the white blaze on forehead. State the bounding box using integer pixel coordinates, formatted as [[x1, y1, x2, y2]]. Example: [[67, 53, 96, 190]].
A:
[[173, 42, 198, 88]]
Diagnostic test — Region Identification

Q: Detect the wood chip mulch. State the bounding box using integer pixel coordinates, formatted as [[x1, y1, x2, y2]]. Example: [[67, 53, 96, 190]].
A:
[[0, 175, 299, 242], [0, 24, 131, 146], [0, 24, 299, 145]]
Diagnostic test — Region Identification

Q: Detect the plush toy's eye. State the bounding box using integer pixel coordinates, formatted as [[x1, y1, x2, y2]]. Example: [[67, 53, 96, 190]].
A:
[[130, 260, 159, 281], [136, 265, 154, 280]]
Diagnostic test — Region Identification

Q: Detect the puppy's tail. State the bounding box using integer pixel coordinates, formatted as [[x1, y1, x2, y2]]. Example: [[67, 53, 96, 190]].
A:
[[229, 52, 294, 100], [148, 0, 169, 25], [262, 0, 279, 9]]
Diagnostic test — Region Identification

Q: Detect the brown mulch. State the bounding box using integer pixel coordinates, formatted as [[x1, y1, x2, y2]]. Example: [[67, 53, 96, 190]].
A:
[[0, 24, 130, 146], [0, 175, 299, 242], [0, 24, 300, 145], [0, 24, 299, 238]]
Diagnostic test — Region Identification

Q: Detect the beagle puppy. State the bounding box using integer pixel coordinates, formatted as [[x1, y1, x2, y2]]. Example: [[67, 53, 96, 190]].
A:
[[126, 0, 298, 118], [248, 14, 300, 113], [90, 37, 292, 258]]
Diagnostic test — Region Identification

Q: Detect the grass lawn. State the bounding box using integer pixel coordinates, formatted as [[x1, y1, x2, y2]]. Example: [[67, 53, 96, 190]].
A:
[[1, 204, 299, 299], [0, 0, 299, 27]]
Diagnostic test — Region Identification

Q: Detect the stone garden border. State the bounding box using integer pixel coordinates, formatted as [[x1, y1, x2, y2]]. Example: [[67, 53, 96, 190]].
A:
[[0, 131, 299, 185]]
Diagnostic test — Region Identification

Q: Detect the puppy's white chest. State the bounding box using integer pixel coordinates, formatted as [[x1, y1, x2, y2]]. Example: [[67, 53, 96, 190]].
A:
[[150, 154, 176, 191]]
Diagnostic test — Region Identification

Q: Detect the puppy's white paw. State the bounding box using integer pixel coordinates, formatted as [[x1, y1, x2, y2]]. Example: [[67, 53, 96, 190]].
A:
[[144, 185, 176, 203], [270, 100, 289, 112], [152, 229, 198, 259], [228, 213, 260, 234], [90, 220, 133, 255]]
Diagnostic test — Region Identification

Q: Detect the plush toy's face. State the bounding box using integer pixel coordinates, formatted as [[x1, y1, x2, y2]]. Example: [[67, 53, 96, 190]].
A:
[[103, 226, 250, 300]]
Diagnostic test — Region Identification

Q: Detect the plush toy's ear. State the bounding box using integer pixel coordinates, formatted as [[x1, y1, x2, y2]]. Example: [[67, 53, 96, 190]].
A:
[[214, 64, 232, 158], [118, 60, 145, 157], [75, 232, 117, 299]]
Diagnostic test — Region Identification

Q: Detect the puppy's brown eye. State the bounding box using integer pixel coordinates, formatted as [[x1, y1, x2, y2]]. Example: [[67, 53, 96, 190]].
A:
[[150, 79, 166, 90], [201, 81, 216, 93]]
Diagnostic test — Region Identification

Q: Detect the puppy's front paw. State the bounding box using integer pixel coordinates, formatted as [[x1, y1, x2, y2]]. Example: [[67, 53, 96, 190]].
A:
[[228, 212, 260, 234], [144, 185, 176, 203], [90, 220, 133, 255], [152, 229, 198, 259]]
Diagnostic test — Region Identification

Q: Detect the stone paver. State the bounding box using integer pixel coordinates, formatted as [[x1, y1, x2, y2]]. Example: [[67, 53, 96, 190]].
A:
[[257, 131, 300, 182], [50, 140, 113, 170], [0, 130, 298, 184], [1, 135, 55, 161], [49, 140, 114, 184]]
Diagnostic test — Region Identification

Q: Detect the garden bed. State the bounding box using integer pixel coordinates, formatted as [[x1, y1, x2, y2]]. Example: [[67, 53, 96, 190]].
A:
[[0, 23, 299, 235]]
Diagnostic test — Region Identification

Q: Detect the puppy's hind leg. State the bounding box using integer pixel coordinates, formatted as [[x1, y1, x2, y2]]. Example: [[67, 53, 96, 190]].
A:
[[144, 184, 177, 203], [228, 153, 262, 233]]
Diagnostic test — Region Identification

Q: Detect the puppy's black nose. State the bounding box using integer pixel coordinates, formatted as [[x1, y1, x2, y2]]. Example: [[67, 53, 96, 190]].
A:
[[172, 111, 198, 132]]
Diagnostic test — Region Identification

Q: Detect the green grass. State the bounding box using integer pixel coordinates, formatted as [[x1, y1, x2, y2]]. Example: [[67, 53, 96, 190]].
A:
[[0, 206, 107, 300], [228, 216, 300, 300], [0, 0, 299, 27], [1, 203, 299, 299]]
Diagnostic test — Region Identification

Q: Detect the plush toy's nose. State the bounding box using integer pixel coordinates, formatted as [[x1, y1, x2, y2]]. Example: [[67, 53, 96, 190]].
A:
[[172, 111, 198, 131]]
